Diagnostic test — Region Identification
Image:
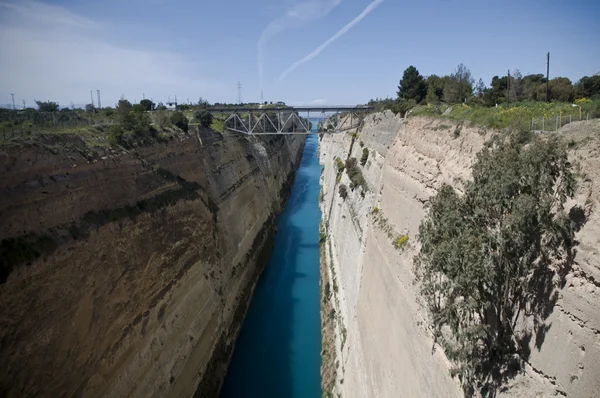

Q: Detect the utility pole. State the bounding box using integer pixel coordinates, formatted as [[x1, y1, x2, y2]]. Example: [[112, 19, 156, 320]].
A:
[[90, 90, 95, 107], [507, 69, 511, 107], [237, 81, 243, 104], [22, 99, 26, 109], [546, 52, 550, 103], [261, 90, 264, 104], [97, 90, 101, 109], [10, 93, 15, 110]]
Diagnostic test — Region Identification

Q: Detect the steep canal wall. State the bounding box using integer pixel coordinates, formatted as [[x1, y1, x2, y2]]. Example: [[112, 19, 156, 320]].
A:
[[0, 129, 305, 397], [319, 113, 600, 397]]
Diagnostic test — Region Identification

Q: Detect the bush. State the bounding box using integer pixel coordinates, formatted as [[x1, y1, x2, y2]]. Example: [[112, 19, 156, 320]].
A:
[[338, 184, 348, 200], [415, 132, 576, 394], [195, 110, 213, 128], [335, 157, 345, 174], [132, 104, 146, 113], [107, 124, 124, 146], [390, 99, 417, 117], [393, 234, 409, 249], [360, 148, 369, 166], [170, 111, 189, 132], [345, 157, 368, 191]]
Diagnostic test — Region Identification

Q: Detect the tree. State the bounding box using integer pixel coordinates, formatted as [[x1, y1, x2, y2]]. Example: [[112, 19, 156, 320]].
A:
[[575, 74, 600, 98], [416, 133, 576, 395], [132, 104, 146, 113], [140, 99, 155, 111], [195, 110, 213, 128], [426, 75, 446, 104], [116, 99, 135, 130], [398, 66, 427, 103], [197, 97, 209, 108], [484, 76, 508, 106], [548, 77, 574, 102], [35, 100, 59, 112], [171, 111, 189, 132], [522, 74, 546, 101], [474, 78, 486, 98], [444, 64, 474, 103], [509, 69, 523, 102]]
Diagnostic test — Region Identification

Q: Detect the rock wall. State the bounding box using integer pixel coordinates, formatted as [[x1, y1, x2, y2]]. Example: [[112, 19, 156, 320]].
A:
[[0, 129, 305, 397], [319, 113, 600, 397]]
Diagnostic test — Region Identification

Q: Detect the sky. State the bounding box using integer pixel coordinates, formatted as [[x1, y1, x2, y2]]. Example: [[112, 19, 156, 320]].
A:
[[0, 0, 599, 108]]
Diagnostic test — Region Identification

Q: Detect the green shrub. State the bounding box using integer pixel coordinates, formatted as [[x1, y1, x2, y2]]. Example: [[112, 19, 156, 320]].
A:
[[170, 111, 189, 132], [195, 110, 214, 128], [345, 157, 368, 191], [107, 124, 124, 146], [360, 148, 369, 166], [132, 103, 146, 113], [393, 234, 409, 249], [335, 157, 345, 174], [338, 184, 348, 200]]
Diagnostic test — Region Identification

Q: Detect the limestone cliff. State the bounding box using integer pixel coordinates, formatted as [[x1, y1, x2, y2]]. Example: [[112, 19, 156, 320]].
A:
[[319, 113, 600, 397], [0, 128, 305, 397]]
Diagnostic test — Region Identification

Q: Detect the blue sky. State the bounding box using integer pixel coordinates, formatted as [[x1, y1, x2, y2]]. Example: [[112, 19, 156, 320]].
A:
[[1, 0, 599, 108]]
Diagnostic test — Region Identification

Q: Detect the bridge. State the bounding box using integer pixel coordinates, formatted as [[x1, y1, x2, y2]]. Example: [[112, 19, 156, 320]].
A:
[[207, 106, 373, 135]]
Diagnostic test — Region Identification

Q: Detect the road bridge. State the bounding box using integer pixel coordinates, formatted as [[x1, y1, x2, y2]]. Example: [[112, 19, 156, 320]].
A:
[[207, 106, 373, 135]]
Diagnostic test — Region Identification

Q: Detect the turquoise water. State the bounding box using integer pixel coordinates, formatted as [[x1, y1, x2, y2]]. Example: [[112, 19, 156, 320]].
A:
[[220, 135, 322, 398]]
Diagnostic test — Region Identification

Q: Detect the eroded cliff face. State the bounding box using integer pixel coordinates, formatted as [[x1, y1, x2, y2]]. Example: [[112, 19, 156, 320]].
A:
[[0, 129, 305, 397], [319, 113, 600, 397]]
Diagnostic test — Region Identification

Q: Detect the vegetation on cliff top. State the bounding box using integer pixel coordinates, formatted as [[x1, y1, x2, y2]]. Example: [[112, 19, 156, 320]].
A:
[[415, 132, 577, 396], [370, 64, 600, 130]]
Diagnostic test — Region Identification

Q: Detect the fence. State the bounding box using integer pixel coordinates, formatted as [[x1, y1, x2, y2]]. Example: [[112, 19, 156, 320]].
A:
[[531, 110, 597, 132]]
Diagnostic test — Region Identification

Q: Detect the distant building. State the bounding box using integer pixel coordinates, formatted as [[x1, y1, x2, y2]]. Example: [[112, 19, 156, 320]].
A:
[[166, 101, 177, 110], [276, 101, 285, 106]]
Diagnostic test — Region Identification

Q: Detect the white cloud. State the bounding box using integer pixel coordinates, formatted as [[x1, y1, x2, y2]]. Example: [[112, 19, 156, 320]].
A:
[[0, 0, 222, 107], [257, 0, 342, 90], [278, 0, 384, 82], [1, 0, 99, 29]]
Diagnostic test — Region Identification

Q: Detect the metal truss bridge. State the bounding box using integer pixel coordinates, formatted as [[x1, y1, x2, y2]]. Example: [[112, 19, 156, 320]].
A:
[[207, 106, 373, 135]]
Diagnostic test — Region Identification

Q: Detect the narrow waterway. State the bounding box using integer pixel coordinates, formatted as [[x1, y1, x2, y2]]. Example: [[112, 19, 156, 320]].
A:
[[220, 134, 322, 398]]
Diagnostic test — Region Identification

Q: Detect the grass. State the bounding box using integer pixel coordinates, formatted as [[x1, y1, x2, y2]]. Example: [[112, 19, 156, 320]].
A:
[[410, 100, 600, 131], [210, 118, 225, 133], [393, 234, 409, 250]]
